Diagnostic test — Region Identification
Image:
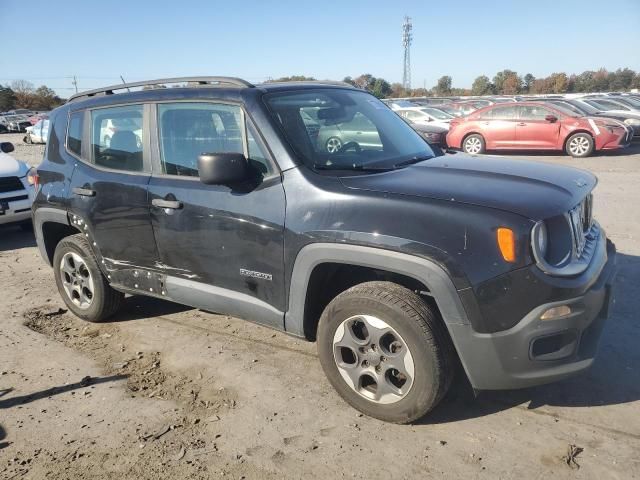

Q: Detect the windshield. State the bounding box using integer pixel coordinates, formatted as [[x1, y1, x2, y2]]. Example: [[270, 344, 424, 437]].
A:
[[264, 89, 434, 172], [570, 100, 598, 115], [421, 107, 452, 120]]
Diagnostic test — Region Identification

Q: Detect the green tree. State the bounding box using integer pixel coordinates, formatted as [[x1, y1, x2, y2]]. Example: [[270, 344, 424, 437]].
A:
[[523, 73, 535, 92], [0, 84, 16, 111], [492, 70, 518, 94], [270, 75, 316, 82], [549, 73, 568, 93], [471, 75, 493, 96], [371, 78, 392, 98], [434, 75, 452, 95]]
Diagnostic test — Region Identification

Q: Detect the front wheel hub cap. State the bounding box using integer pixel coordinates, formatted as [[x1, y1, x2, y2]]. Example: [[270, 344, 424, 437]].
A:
[[332, 315, 415, 404], [60, 252, 95, 310]]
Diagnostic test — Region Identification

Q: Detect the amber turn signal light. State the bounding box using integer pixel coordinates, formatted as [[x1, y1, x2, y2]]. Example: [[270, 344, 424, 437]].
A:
[[496, 227, 516, 263]]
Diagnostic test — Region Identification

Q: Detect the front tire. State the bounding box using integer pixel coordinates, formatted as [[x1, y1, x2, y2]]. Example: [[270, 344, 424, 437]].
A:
[[462, 134, 485, 155], [565, 133, 594, 158], [317, 281, 455, 423], [53, 234, 124, 322], [325, 136, 342, 153]]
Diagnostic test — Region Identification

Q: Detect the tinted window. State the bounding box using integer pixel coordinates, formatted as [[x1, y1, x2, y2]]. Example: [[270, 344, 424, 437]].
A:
[[158, 103, 243, 177], [91, 105, 143, 172], [67, 111, 84, 156], [481, 106, 517, 119], [247, 122, 273, 177], [518, 105, 552, 120]]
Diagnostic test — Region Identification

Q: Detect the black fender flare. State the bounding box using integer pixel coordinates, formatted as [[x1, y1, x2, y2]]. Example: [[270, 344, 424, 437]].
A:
[[32, 207, 71, 266]]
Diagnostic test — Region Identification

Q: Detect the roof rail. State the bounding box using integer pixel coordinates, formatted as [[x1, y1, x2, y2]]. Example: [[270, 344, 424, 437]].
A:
[[259, 80, 355, 88], [68, 76, 254, 102]]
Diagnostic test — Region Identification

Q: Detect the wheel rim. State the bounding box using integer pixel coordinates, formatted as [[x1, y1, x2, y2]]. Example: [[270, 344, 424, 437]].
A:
[[332, 315, 415, 405], [60, 252, 95, 310], [326, 137, 342, 153], [569, 136, 589, 156], [464, 137, 482, 154]]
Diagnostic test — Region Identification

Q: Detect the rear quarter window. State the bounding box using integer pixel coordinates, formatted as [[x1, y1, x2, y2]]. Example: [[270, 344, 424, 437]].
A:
[[67, 111, 84, 157]]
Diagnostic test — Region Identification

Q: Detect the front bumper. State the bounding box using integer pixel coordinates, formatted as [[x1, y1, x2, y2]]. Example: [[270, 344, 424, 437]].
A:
[[0, 179, 34, 225], [450, 236, 616, 390]]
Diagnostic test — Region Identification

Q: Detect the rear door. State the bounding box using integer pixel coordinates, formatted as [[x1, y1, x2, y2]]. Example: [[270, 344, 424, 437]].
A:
[[477, 105, 517, 148], [515, 105, 561, 149], [68, 104, 159, 271]]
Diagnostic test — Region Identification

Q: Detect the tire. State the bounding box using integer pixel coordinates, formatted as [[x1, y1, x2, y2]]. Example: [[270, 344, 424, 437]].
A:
[[565, 132, 594, 158], [325, 136, 342, 153], [53, 234, 124, 322], [462, 134, 485, 155], [19, 220, 33, 232], [317, 281, 455, 423], [24, 134, 32, 144]]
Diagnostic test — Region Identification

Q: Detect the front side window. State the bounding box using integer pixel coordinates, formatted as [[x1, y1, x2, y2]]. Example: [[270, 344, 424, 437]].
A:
[[158, 103, 243, 177], [265, 89, 434, 172], [91, 105, 144, 172], [67, 111, 84, 156], [481, 105, 517, 120]]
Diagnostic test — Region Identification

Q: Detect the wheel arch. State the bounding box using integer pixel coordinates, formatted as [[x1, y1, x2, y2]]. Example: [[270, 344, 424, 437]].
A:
[[33, 208, 81, 266], [563, 129, 594, 153], [461, 131, 485, 149], [285, 243, 471, 341]]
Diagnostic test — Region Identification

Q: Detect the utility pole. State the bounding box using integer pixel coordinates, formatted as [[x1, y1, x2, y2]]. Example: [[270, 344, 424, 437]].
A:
[[72, 75, 78, 93], [402, 16, 413, 91]]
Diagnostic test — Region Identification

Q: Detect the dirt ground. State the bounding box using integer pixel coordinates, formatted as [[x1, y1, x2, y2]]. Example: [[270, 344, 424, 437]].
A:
[[1, 132, 639, 479]]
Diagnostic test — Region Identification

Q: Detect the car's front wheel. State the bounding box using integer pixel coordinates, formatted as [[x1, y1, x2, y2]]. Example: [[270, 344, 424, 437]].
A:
[[326, 136, 342, 153], [53, 234, 124, 322], [317, 281, 455, 423], [462, 134, 485, 155], [566, 133, 594, 158]]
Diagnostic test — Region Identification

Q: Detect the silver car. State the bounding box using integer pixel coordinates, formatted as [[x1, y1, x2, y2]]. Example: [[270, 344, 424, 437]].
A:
[[308, 110, 382, 153]]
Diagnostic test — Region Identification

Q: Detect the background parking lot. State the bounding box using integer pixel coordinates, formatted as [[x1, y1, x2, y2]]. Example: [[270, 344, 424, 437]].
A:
[[1, 132, 639, 479]]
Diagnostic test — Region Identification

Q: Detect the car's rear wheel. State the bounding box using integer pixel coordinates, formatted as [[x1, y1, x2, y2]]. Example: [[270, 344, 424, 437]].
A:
[[566, 133, 594, 158], [326, 137, 342, 153], [53, 234, 124, 322], [462, 134, 485, 155], [317, 281, 455, 423]]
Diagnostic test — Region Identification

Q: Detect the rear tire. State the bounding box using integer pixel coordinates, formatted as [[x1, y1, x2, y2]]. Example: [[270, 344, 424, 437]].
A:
[[462, 134, 485, 155], [317, 281, 455, 423], [565, 133, 594, 158], [53, 234, 124, 322]]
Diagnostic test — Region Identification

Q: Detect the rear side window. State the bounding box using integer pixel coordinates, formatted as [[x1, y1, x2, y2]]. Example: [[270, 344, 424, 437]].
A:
[[158, 102, 244, 177], [67, 111, 84, 156], [91, 105, 144, 172]]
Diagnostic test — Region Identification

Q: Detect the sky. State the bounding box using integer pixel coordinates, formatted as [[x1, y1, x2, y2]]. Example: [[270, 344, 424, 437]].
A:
[[1, 0, 639, 97]]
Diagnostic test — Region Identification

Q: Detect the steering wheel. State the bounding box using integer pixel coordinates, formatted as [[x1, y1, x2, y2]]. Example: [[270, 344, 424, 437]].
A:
[[339, 141, 362, 153]]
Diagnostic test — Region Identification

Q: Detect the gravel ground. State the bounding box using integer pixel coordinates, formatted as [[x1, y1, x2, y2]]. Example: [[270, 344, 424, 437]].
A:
[[1, 132, 639, 479]]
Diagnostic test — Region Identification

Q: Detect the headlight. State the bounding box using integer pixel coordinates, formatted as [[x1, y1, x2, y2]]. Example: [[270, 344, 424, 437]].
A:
[[531, 221, 548, 260], [624, 118, 640, 126]]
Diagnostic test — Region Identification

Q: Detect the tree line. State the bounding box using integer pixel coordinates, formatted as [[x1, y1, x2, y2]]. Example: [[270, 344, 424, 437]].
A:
[[0, 80, 64, 111], [3, 68, 638, 111]]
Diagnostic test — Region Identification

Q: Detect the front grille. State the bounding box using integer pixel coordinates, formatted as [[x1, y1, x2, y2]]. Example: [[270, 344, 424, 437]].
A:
[[568, 194, 594, 258], [0, 176, 25, 194]]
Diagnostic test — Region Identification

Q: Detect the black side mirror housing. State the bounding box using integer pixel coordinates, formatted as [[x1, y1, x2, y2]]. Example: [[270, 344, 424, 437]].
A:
[[198, 152, 248, 185], [0, 142, 15, 154], [545, 115, 558, 123]]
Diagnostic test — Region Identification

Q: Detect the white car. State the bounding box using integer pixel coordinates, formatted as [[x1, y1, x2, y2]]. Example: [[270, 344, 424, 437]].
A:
[[100, 118, 143, 149], [0, 142, 36, 228], [24, 118, 50, 144], [395, 107, 454, 130]]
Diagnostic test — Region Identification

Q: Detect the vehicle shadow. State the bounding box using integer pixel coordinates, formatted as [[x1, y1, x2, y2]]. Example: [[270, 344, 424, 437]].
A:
[[0, 374, 127, 410], [0, 424, 7, 450], [0, 224, 36, 252], [422, 252, 640, 425], [109, 295, 193, 323], [476, 141, 640, 158]]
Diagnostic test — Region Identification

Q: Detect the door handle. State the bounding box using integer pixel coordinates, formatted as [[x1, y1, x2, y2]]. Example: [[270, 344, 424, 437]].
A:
[[152, 198, 183, 210], [72, 187, 96, 197], [517, 123, 527, 126]]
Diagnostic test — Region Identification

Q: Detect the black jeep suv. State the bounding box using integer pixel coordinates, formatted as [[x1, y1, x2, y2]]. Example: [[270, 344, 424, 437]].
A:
[[32, 77, 616, 423]]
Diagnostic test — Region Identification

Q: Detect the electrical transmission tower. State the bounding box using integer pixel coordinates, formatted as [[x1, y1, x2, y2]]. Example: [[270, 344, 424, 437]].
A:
[[402, 16, 413, 90]]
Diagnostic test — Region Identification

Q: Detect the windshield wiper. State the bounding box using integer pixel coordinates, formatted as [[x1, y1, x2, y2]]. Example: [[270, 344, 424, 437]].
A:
[[393, 155, 434, 168], [313, 163, 394, 172]]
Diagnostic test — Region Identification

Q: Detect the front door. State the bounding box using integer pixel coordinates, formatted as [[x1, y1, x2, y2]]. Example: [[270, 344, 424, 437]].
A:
[[515, 105, 561, 149], [147, 101, 286, 327], [68, 104, 159, 271]]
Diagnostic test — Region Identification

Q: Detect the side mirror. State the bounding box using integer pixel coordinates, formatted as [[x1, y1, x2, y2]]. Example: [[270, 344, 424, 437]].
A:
[[198, 152, 248, 185], [0, 142, 15, 154], [545, 115, 558, 123]]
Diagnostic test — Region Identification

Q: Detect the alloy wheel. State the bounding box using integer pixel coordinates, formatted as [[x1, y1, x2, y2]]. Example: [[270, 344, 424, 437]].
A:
[[332, 314, 415, 404], [464, 136, 482, 154], [59, 252, 95, 310], [569, 136, 590, 156], [326, 137, 342, 153]]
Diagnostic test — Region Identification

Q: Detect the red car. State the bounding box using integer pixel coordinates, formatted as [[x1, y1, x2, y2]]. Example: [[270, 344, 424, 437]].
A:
[[446, 102, 632, 158]]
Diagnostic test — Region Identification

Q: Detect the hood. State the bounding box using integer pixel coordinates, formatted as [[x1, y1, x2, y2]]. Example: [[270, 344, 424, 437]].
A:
[[0, 152, 29, 177], [340, 154, 596, 220]]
